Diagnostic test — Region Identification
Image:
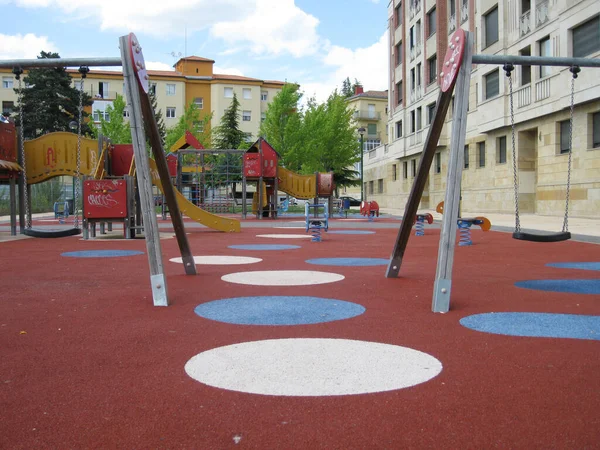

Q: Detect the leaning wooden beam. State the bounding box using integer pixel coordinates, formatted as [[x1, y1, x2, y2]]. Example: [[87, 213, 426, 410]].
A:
[[385, 29, 466, 279], [432, 31, 473, 313]]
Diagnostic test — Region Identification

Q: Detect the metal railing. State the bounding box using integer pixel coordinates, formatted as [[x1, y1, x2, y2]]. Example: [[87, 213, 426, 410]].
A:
[[520, 10, 531, 37], [448, 14, 456, 33], [536, 0, 549, 27], [353, 110, 381, 120]]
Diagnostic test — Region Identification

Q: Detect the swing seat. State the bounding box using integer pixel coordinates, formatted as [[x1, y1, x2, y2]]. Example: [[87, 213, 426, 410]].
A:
[[512, 231, 571, 243], [23, 228, 82, 238]]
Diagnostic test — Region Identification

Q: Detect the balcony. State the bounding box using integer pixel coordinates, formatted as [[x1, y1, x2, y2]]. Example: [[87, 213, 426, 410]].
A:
[[415, 43, 422, 57], [461, 4, 468, 24], [353, 110, 381, 120], [448, 14, 456, 33], [86, 88, 121, 100], [535, 77, 551, 102], [515, 85, 532, 108], [366, 131, 381, 140], [536, 0, 549, 27], [409, 0, 421, 20], [520, 10, 531, 37]]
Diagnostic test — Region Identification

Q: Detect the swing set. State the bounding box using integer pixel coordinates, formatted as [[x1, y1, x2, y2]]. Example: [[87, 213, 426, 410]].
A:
[[385, 28, 600, 313]]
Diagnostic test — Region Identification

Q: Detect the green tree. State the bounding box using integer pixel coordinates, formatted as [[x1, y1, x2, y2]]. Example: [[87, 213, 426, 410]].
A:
[[88, 94, 131, 144], [15, 51, 93, 139], [164, 101, 212, 153], [259, 83, 303, 170], [341, 77, 353, 98], [300, 90, 360, 189], [212, 92, 250, 150]]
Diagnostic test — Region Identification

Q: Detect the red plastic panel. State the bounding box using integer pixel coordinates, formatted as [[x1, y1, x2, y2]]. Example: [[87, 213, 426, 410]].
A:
[[0, 122, 17, 163], [167, 154, 178, 177], [244, 153, 261, 178], [260, 140, 278, 178], [316, 172, 335, 197], [111, 144, 134, 176], [84, 179, 128, 218], [440, 28, 466, 93]]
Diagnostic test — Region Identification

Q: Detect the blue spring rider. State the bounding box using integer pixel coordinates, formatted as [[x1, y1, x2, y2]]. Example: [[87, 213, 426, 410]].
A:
[[305, 202, 329, 242]]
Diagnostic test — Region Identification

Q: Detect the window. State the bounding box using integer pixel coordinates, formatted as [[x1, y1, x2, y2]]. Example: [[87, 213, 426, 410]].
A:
[[410, 26, 415, 50], [396, 81, 403, 105], [573, 16, 600, 58], [416, 107, 422, 130], [378, 179, 384, 193], [242, 110, 251, 121], [539, 36, 551, 77], [396, 120, 403, 138], [593, 112, 600, 148], [521, 0, 531, 14], [2, 77, 13, 89], [520, 46, 531, 86], [410, 110, 416, 133], [497, 136, 507, 163], [2, 101, 14, 116], [224, 87, 233, 98], [194, 97, 204, 109], [166, 84, 175, 96], [416, 63, 422, 88], [194, 121, 204, 132], [367, 123, 377, 135], [365, 139, 381, 151], [369, 180, 374, 194], [395, 2, 402, 28], [464, 145, 469, 169], [435, 152, 441, 174], [243, 88, 251, 99], [484, 6, 499, 48], [122, 107, 130, 118], [478, 142, 486, 167], [410, 68, 416, 91], [484, 69, 499, 100], [427, 102, 436, 124], [403, 161, 408, 179], [166, 107, 176, 118], [261, 91, 268, 101], [261, 112, 266, 122], [428, 55, 437, 85], [411, 159, 417, 177], [559, 120, 570, 154], [149, 83, 157, 95], [395, 43, 402, 66], [416, 20, 422, 46], [98, 82, 109, 98], [449, 0, 456, 16], [91, 101, 110, 121], [428, 7, 436, 37], [393, 164, 398, 181]]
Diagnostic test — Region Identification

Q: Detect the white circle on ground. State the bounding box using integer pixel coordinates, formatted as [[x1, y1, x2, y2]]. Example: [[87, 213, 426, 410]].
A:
[[222, 270, 344, 286], [185, 338, 443, 396], [256, 234, 312, 239], [170, 255, 262, 265]]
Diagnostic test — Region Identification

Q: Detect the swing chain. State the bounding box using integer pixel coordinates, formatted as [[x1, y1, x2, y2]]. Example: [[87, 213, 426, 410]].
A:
[[73, 67, 88, 229], [563, 66, 580, 233], [504, 63, 520, 233], [14, 69, 31, 229]]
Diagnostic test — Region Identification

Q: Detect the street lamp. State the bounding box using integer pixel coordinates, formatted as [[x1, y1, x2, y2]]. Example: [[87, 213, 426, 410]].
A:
[[357, 127, 365, 201]]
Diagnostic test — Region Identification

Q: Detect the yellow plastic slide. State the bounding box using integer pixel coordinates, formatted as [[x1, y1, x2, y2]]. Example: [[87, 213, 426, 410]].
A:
[[277, 167, 318, 199], [147, 158, 240, 232]]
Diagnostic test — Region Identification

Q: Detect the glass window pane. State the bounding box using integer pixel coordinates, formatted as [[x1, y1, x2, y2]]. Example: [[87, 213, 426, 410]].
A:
[[573, 16, 600, 58]]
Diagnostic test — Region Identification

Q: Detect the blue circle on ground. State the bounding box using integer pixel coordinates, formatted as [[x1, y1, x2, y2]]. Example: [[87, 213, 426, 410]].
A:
[[547, 262, 600, 271], [515, 279, 600, 295], [61, 250, 144, 258], [460, 312, 600, 341], [306, 257, 389, 267], [194, 296, 365, 325], [329, 230, 375, 235], [228, 244, 301, 251]]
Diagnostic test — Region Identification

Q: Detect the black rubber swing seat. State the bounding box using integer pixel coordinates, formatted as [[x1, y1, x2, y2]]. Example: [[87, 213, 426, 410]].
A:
[[23, 228, 82, 238], [512, 231, 571, 243]]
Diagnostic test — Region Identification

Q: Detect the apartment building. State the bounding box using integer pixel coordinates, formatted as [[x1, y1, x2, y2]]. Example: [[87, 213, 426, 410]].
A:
[[373, 0, 600, 217], [345, 85, 389, 198], [0, 56, 285, 143]]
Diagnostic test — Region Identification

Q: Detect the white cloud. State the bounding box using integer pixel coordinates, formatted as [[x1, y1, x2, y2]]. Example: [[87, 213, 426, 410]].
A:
[[297, 31, 389, 105], [213, 65, 245, 76], [0, 33, 58, 59], [145, 61, 175, 71]]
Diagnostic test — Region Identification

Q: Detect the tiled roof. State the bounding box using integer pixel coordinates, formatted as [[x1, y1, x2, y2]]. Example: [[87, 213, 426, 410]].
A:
[[347, 90, 388, 100], [177, 56, 216, 63]]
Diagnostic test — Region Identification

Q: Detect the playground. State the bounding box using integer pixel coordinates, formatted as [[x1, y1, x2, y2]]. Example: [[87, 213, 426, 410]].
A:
[[1, 30, 599, 448], [1, 212, 599, 448]]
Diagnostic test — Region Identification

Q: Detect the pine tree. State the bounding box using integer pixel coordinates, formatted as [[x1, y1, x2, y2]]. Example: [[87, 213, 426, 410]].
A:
[[212, 93, 249, 149], [15, 51, 93, 139], [341, 77, 353, 98], [149, 90, 166, 146]]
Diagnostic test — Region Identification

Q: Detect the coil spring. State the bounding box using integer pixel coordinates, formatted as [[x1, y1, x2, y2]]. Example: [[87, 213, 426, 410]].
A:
[[415, 216, 425, 236], [458, 220, 472, 246], [368, 212, 375, 222], [310, 223, 322, 242]]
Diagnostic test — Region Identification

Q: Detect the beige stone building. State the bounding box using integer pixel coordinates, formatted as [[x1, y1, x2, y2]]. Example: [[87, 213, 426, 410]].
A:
[[345, 86, 389, 199], [372, 0, 600, 218], [0, 56, 285, 143]]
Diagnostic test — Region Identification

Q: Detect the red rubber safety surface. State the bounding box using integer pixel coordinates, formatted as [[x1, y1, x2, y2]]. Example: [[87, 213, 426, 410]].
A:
[[1, 223, 599, 449]]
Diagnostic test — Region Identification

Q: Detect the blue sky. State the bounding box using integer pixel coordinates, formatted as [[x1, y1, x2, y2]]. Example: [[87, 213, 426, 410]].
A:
[[0, 0, 389, 103]]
